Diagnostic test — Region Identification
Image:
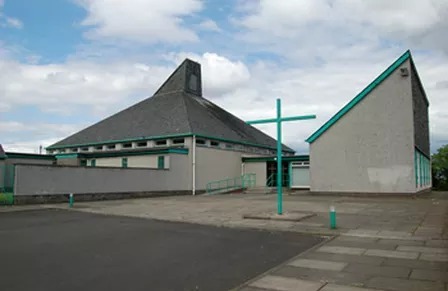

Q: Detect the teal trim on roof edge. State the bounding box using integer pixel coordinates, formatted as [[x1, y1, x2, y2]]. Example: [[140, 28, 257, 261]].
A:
[[306, 50, 411, 144]]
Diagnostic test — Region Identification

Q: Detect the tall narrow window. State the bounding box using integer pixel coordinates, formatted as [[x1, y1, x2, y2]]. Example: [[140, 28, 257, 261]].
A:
[[90, 159, 96, 167], [122, 158, 128, 168], [157, 156, 165, 169]]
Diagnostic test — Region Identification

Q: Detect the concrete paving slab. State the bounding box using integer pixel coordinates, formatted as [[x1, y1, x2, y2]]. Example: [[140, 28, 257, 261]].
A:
[[326, 239, 397, 250], [238, 287, 271, 291], [303, 252, 385, 265], [364, 249, 419, 259], [249, 275, 324, 291], [410, 269, 448, 282], [377, 239, 424, 246], [382, 257, 448, 271], [333, 236, 379, 243], [288, 259, 347, 271], [273, 266, 370, 287], [243, 211, 316, 222], [346, 229, 380, 237], [425, 240, 448, 248], [397, 245, 448, 254], [378, 230, 412, 237], [366, 276, 445, 291], [344, 263, 411, 278], [420, 253, 448, 262], [317, 246, 366, 255], [320, 284, 383, 291]]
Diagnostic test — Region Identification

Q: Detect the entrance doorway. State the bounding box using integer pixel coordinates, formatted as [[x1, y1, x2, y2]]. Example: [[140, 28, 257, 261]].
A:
[[266, 161, 289, 187]]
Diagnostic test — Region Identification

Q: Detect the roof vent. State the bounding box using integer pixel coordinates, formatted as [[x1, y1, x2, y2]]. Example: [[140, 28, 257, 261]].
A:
[[400, 67, 409, 77]]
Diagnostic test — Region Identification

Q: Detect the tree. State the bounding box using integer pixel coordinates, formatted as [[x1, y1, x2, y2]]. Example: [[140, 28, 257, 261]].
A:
[[432, 144, 448, 190]]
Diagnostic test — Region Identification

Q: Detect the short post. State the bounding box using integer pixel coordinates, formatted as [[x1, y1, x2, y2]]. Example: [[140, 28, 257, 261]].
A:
[[329, 205, 336, 229], [69, 193, 74, 208]]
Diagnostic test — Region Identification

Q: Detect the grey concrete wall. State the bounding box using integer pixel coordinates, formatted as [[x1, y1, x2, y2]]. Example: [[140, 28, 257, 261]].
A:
[[56, 158, 79, 166], [244, 162, 266, 187], [14, 154, 190, 196], [310, 59, 416, 193], [195, 147, 243, 190]]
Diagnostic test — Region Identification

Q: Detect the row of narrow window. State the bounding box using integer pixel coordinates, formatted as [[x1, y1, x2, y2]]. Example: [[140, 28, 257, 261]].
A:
[[54, 137, 275, 156], [80, 156, 165, 169], [415, 150, 430, 187]]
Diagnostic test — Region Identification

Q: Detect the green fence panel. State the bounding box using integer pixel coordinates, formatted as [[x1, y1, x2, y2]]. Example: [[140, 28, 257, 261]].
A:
[[0, 164, 15, 205]]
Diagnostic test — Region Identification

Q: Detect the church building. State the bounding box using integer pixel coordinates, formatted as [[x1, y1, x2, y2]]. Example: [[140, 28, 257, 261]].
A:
[[46, 59, 298, 194]]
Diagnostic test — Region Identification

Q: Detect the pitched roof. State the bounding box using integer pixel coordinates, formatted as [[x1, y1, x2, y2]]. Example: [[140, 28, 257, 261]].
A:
[[306, 50, 426, 144], [49, 59, 294, 152]]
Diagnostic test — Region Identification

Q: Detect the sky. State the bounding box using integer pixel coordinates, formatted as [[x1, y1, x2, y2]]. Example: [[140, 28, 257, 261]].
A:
[[1, 0, 447, 154]]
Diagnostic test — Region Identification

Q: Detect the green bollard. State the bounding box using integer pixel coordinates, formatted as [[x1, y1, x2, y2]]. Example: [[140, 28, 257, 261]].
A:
[[69, 193, 74, 208], [330, 205, 336, 229]]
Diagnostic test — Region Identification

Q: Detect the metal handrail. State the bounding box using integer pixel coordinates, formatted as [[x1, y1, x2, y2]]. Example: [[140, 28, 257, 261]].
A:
[[206, 173, 256, 195], [265, 172, 289, 194]]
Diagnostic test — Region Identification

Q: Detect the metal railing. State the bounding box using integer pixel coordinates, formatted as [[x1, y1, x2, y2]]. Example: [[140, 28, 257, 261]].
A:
[[265, 172, 290, 194], [206, 173, 256, 195]]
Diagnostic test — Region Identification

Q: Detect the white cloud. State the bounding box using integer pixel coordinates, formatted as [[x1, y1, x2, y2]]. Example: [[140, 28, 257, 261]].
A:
[[0, 0, 23, 29], [198, 19, 221, 32], [0, 122, 84, 153], [234, 0, 448, 59], [76, 0, 203, 43], [5, 17, 22, 29], [0, 56, 173, 115]]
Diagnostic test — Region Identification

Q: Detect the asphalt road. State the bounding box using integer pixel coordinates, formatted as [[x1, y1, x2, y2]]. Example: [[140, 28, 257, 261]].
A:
[[0, 209, 323, 291]]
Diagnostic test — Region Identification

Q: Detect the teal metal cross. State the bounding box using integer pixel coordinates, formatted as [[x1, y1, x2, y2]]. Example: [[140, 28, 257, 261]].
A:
[[247, 98, 316, 215]]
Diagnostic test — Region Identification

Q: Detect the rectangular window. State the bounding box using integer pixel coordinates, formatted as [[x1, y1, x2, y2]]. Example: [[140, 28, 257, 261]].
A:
[[122, 158, 128, 168], [157, 156, 165, 169], [172, 138, 185, 145], [196, 139, 206, 145], [107, 144, 116, 150], [225, 143, 233, 149], [72, 148, 78, 152], [90, 159, 96, 167], [95, 146, 103, 151], [155, 140, 167, 146], [123, 143, 132, 148], [210, 141, 220, 147], [81, 147, 89, 152], [137, 141, 147, 147]]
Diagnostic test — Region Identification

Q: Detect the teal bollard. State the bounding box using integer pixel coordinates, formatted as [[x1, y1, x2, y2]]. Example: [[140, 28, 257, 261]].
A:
[[330, 206, 336, 229], [69, 193, 74, 208]]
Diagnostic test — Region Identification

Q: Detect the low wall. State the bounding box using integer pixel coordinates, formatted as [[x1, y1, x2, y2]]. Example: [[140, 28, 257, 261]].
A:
[[14, 158, 190, 196]]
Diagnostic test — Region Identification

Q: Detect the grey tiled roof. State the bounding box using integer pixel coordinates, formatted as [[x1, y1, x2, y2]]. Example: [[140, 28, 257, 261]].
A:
[[49, 59, 294, 152]]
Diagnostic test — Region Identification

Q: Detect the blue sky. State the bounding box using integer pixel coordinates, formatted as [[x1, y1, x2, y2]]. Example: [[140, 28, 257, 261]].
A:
[[1, 0, 448, 153]]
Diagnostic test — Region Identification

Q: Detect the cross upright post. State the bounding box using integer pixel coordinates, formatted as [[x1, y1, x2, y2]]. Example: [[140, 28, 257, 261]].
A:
[[276, 99, 283, 214], [246, 98, 316, 215]]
